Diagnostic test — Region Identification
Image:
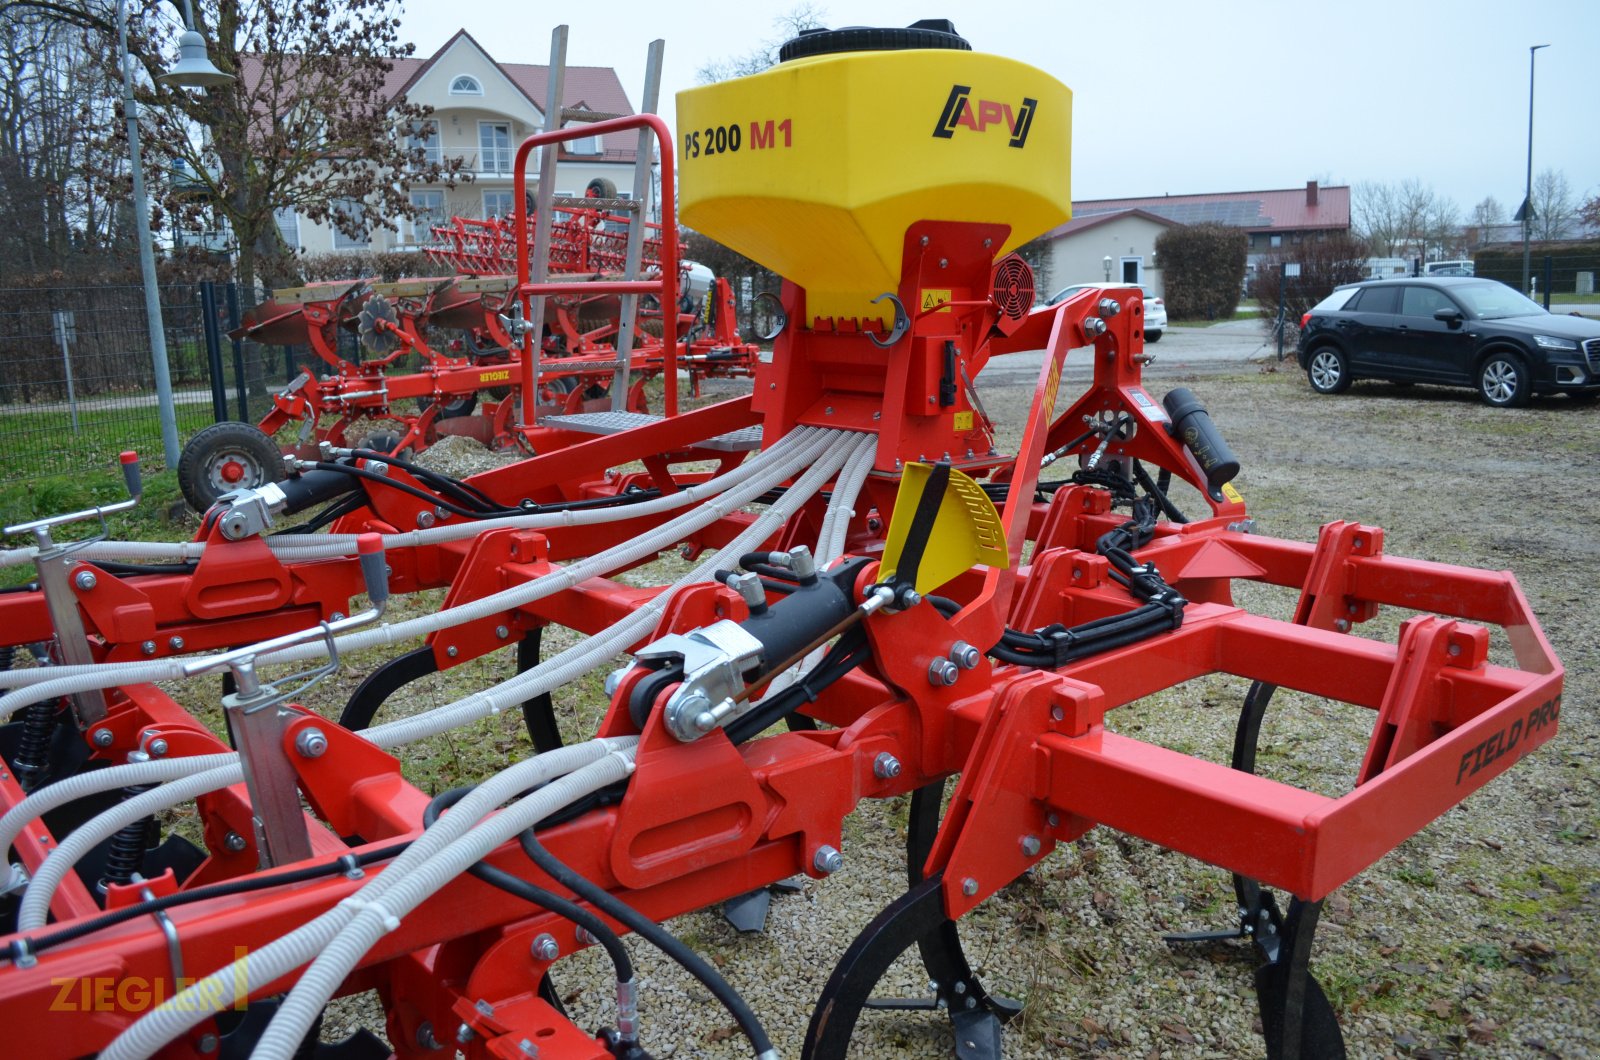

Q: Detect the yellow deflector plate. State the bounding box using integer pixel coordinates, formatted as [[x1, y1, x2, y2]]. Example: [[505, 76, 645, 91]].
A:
[[880, 463, 1008, 594]]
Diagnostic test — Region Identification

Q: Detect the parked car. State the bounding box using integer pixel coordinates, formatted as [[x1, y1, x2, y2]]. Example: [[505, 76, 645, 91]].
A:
[[1042, 283, 1167, 341], [1296, 277, 1600, 407]]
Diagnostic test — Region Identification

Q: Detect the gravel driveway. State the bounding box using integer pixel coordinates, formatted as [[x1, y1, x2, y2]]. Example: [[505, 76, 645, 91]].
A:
[[316, 340, 1596, 1058]]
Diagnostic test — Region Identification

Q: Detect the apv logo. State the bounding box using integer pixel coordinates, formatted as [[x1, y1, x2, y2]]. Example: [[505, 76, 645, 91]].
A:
[[932, 85, 1036, 148]]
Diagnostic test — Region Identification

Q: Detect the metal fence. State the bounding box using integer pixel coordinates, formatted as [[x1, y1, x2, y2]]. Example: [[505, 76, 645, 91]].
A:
[[0, 283, 264, 483]]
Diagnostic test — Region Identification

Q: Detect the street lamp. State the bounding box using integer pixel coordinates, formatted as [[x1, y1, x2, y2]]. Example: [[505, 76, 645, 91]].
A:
[[114, 0, 233, 466], [1102, 255, 1112, 282], [1521, 43, 1549, 295]]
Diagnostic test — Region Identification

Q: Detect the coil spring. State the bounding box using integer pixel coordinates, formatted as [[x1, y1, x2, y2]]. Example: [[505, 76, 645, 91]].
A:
[[98, 783, 156, 895], [12, 701, 56, 792]]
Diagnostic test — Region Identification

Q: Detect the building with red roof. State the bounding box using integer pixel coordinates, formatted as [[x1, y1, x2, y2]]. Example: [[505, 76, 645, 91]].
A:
[[275, 29, 643, 256], [1041, 182, 1351, 297]]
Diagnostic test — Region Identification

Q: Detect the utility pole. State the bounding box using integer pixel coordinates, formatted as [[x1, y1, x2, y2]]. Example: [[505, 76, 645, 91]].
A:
[[1521, 44, 1549, 295]]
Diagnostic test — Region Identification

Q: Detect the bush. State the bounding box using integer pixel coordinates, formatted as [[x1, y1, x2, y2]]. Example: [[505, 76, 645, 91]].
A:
[[1253, 233, 1368, 335], [295, 250, 437, 283], [1154, 224, 1248, 320]]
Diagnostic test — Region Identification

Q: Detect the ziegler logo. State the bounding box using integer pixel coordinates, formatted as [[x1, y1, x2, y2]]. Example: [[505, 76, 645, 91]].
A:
[[932, 85, 1037, 147]]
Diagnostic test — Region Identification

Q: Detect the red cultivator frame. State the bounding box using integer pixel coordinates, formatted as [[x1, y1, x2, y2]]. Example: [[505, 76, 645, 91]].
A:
[[0, 23, 1563, 1060]]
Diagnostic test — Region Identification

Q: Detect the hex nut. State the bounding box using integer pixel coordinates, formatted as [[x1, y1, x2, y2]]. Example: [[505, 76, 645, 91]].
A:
[[813, 844, 843, 875]]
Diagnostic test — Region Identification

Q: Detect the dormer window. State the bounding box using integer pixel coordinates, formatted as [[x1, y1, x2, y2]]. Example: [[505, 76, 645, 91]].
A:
[[450, 75, 483, 95]]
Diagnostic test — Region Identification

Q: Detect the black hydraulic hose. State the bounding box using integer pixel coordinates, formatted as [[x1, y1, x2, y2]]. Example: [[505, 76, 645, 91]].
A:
[[82, 561, 200, 576], [422, 786, 633, 983], [2, 840, 410, 963], [309, 461, 663, 521], [348, 448, 505, 512], [516, 829, 776, 1059], [1132, 460, 1188, 524], [309, 461, 513, 520]]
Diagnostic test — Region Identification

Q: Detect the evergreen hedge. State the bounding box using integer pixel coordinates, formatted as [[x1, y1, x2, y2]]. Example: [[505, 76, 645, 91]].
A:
[[1154, 223, 1248, 319]]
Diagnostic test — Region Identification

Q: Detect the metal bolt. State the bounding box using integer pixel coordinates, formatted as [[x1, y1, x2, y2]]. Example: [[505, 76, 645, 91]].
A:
[[495, 625, 510, 640], [224, 831, 247, 853], [295, 728, 328, 759], [167, 636, 185, 651], [455, 1023, 474, 1045], [939, 258, 948, 268], [531, 932, 560, 961], [824, 405, 834, 415], [873, 752, 901, 780], [1047, 812, 1061, 828], [927, 658, 958, 686], [1050, 705, 1065, 722], [949, 641, 981, 670], [1347, 603, 1358, 614], [140, 640, 157, 656], [1447, 643, 1461, 657], [446, 645, 459, 658], [961, 877, 978, 897], [91, 728, 114, 748], [1020, 835, 1041, 857], [604, 668, 628, 696], [813, 844, 843, 875], [414, 1022, 442, 1051], [435, 505, 449, 519], [953, 980, 967, 995], [196, 1033, 219, 1054], [146, 737, 169, 758], [518, 1040, 540, 1058], [1334, 618, 1351, 633], [330, 612, 345, 621], [416, 511, 436, 529], [965, 995, 978, 1010], [74, 571, 97, 591]]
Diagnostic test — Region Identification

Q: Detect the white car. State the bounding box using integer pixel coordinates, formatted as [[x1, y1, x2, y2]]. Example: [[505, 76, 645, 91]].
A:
[[1042, 283, 1167, 341]]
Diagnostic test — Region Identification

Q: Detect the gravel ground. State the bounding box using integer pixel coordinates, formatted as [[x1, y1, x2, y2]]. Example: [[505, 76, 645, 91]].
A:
[[285, 339, 1595, 1058]]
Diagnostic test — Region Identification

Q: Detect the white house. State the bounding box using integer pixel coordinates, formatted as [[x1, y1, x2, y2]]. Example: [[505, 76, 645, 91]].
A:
[[271, 30, 643, 256], [1041, 209, 1176, 297]]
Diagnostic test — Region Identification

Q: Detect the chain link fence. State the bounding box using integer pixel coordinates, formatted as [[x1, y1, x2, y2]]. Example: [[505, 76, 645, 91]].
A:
[[0, 283, 269, 482]]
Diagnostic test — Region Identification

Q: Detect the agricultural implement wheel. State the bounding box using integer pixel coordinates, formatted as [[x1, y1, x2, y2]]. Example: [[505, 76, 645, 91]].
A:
[[177, 421, 288, 512]]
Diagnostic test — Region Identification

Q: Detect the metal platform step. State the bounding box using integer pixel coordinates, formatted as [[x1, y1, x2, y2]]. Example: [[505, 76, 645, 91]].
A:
[[539, 411, 764, 452]]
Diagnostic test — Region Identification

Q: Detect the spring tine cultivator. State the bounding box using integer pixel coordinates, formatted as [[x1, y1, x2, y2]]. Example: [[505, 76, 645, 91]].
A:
[[0, 21, 1563, 1060]]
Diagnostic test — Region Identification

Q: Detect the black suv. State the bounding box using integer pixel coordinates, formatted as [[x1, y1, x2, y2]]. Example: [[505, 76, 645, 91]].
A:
[[1296, 277, 1600, 407]]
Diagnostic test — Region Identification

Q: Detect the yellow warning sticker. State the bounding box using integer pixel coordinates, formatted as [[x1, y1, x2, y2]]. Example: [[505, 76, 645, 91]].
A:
[[953, 411, 974, 431], [920, 288, 952, 313], [1221, 482, 1244, 504]]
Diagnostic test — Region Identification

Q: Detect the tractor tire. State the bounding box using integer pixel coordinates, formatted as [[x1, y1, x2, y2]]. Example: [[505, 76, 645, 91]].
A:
[[585, 177, 617, 199], [177, 422, 288, 513], [1477, 352, 1530, 408], [415, 393, 479, 420]]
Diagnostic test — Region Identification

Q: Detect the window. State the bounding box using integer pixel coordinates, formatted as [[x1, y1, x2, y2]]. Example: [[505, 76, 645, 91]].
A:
[[331, 199, 368, 249], [1400, 286, 1458, 318], [1269, 234, 1283, 248], [409, 191, 446, 241], [483, 190, 516, 218], [450, 75, 482, 95], [563, 121, 601, 155], [1347, 285, 1399, 314], [273, 207, 300, 251], [408, 120, 440, 165], [479, 121, 511, 173]]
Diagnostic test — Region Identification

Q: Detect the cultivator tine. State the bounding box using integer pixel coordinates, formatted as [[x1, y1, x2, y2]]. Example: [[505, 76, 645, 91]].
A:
[[1254, 899, 1346, 1060], [720, 879, 802, 934]]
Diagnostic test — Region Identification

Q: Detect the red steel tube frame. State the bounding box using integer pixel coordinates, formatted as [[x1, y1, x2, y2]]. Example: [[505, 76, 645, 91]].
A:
[[514, 114, 679, 425]]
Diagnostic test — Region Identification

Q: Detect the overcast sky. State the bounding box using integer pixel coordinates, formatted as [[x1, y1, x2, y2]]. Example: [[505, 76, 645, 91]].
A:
[[401, 0, 1598, 217]]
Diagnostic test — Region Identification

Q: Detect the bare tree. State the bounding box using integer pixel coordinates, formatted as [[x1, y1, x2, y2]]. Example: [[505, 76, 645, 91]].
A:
[[1530, 168, 1577, 241], [1471, 195, 1503, 228], [1352, 180, 1403, 256], [696, 4, 828, 83], [1580, 192, 1600, 234], [0, 7, 129, 278], [20, 0, 469, 294]]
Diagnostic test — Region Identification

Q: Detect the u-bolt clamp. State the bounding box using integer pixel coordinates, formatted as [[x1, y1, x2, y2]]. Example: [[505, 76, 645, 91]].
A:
[[867, 293, 911, 348]]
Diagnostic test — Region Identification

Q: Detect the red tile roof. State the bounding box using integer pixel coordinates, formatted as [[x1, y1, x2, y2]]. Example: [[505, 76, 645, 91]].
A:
[[1049, 184, 1351, 239], [247, 29, 640, 162]]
